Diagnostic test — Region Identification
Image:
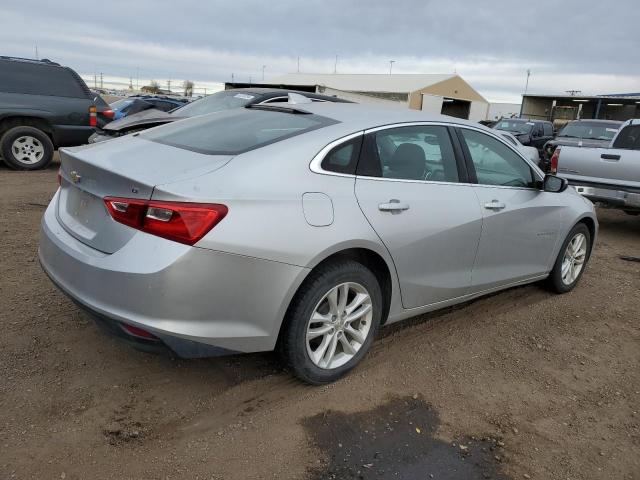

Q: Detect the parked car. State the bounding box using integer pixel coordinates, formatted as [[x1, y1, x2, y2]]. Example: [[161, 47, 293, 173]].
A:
[[88, 88, 351, 143], [541, 119, 622, 169], [110, 95, 189, 120], [498, 131, 541, 167], [551, 118, 640, 214], [0, 56, 113, 170], [493, 118, 555, 155], [40, 98, 597, 384]]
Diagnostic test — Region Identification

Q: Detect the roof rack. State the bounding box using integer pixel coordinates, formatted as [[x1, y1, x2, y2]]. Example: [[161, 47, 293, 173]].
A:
[[0, 56, 61, 66]]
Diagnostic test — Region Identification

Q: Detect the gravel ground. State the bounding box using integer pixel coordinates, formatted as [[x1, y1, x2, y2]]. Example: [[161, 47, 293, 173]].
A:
[[1, 158, 639, 480]]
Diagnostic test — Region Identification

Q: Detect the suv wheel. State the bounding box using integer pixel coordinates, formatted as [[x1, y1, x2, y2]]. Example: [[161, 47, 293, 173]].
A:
[[279, 260, 382, 384], [1, 126, 54, 170]]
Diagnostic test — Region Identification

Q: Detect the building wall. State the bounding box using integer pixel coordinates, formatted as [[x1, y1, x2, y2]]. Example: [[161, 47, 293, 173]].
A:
[[321, 87, 405, 107], [409, 76, 489, 117]]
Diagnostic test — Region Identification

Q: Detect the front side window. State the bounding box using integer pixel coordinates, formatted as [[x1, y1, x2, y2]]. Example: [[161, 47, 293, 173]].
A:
[[142, 108, 337, 155], [360, 125, 459, 182], [461, 129, 535, 188]]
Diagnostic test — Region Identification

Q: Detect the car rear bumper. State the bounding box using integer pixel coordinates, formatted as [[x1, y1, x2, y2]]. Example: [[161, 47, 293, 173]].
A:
[[571, 183, 640, 210], [39, 192, 308, 356], [52, 125, 95, 147]]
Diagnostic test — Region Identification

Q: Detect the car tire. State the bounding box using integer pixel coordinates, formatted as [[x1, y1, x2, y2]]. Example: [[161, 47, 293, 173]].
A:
[[279, 260, 382, 384], [546, 223, 592, 294], [0, 126, 54, 170]]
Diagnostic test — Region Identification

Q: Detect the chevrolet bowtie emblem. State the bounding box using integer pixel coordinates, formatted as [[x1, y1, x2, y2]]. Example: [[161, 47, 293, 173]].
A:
[[70, 170, 82, 183]]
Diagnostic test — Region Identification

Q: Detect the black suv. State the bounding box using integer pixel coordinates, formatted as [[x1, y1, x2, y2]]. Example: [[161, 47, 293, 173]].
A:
[[492, 118, 555, 154], [0, 57, 112, 170]]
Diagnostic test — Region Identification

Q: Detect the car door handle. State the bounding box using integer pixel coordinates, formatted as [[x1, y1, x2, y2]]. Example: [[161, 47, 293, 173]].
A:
[[378, 199, 410, 213], [601, 153, 621, 161], [484, 200, 506, 211]]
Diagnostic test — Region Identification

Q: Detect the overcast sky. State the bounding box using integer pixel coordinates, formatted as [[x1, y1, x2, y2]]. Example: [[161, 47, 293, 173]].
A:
[[2, 0, 639, 102]]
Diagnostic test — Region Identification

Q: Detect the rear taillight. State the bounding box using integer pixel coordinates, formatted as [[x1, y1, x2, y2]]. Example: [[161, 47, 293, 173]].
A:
[[120, 323, 158, 340], [101, 109, 115, 119], [89, 105, 97, 127], [103, 197, 228, 245], [550, 147, 560, 174]]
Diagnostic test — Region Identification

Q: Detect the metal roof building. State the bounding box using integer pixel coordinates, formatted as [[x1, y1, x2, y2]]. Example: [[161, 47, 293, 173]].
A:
[[226, 73, 489, 121], [521, 93, 640, 125]]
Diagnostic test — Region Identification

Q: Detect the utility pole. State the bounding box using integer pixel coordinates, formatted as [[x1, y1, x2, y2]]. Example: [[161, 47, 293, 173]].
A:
[[262, 65, 266, 81], [389, 60, 395, 75], [100, 72, 103, 89], [334, 55, 338, 74], [35, 45, 39, 60], [167, 79, 171, 93], [94, 74, 97, 89], [231, 73, 235, 83]]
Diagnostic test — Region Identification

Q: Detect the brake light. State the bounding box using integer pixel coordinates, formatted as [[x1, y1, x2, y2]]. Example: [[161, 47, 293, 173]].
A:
[[103, 197, 228, 245], [89, 105, 97, 127], [101, 109, 115, 119], [550, 147, 560, 174], [121, 323, 158, 340]]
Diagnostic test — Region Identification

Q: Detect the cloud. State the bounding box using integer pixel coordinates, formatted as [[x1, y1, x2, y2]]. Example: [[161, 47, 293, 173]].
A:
[[2, 0, 639, 102]]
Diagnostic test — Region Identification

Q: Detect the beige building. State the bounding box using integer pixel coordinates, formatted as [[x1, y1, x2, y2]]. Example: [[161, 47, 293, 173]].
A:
[[255, 73, 489, 121]]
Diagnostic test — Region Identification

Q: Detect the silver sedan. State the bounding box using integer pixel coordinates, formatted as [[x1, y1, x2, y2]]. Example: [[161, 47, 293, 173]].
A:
[[39, 98, 597, 384]]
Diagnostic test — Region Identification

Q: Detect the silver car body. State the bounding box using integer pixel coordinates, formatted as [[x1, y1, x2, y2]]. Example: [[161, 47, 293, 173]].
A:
[[39, 103, 597, 356]]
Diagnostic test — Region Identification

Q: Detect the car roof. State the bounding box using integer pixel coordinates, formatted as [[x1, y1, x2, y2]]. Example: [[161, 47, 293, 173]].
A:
[[566, 119, 623, 125], [271, 101, 487, 132], [224, 88, 350, 102]]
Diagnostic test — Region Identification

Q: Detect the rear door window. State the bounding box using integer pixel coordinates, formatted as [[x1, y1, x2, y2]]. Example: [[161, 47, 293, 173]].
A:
[[321, 135, 363, 174], [0, 61, 88, 98], [142, 108, 338, 155], [358, 125, 459, 182]]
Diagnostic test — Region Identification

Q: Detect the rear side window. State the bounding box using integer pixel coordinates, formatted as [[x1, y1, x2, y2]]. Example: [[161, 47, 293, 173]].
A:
[[320, 135, 363, 174], [612, 125, 640, 150], [142, 108, 338, 155], [0, 61, 88, 98], [358, 125, 459, 182], [543, 123, 553, 136]]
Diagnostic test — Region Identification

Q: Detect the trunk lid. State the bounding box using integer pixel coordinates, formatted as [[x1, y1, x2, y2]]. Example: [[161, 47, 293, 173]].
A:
[[56, 135, 233, 253]]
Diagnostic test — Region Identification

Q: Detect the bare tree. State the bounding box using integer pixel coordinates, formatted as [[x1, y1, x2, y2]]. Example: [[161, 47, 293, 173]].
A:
[[146, 80, 160, 93], [183, 80, 194, 98]]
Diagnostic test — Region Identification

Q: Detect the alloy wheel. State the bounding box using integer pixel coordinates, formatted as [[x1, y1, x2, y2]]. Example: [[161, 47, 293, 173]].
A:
[[561, 233, 587, 285], [306, 282, 373, 370]]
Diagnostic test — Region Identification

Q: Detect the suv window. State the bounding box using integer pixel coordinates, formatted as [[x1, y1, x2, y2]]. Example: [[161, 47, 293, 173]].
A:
[[0, 61, 88, 98], [612, 125, 640, 150], [142, 108, 337, 155], [321, 136, 363, 174], [461, 129, 535, 188], [543, 123, 553, 136], [359, 125, 459, 182]]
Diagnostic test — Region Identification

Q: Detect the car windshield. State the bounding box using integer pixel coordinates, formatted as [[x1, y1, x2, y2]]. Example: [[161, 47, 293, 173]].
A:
[[142, 107, 337, 155], [172, 90, 258, 117], [558, 123, 619, 140], [494, 120, 533, 135]]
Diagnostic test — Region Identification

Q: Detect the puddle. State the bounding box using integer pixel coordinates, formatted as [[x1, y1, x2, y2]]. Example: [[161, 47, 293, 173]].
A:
[[303, 396, 510, 480]]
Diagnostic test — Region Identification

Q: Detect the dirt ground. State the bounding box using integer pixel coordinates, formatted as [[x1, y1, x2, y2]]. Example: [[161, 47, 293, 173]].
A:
[[1, 158, 639, 480]]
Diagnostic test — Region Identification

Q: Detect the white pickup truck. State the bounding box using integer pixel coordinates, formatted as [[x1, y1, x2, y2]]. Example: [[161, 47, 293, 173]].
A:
[[550, 119, 640, 214]]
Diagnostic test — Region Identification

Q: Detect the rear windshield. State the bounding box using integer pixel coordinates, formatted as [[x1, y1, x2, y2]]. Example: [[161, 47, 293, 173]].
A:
[[0, 61, 89, 98], [494, 120, 533, 135], [558, 122, 620, 140], [612, 125, 640, 150], [141, 107, 338, 155], [173, 90, 258, 117]]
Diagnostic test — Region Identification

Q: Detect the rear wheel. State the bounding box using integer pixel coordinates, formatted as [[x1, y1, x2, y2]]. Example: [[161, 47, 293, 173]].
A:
[[546, 223, 591, 293], [0, 126, 54, 170], [279, 260, 382, 384]]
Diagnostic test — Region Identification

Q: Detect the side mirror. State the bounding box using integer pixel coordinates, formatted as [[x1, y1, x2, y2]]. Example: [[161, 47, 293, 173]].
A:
[[543, 174, 568, 193]]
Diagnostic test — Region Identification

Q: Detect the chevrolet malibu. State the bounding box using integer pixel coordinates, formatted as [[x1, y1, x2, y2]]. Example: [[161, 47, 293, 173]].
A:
[[39, 98, 597, 384]]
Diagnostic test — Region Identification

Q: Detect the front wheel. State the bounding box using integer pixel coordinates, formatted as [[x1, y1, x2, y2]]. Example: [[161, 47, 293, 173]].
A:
[[546, 223, 592, 293], [279, 261, 382, 384]]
